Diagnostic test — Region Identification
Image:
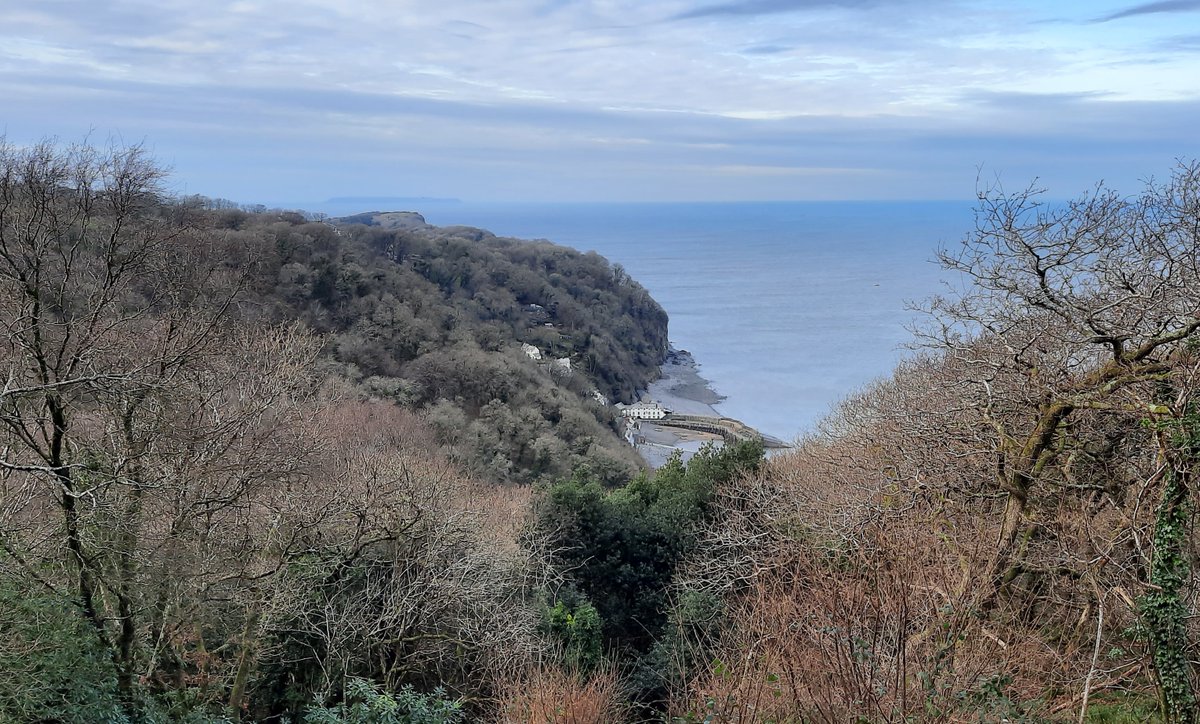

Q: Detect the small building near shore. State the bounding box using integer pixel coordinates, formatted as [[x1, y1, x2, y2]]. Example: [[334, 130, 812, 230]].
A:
[[619, 400, 671, 420]]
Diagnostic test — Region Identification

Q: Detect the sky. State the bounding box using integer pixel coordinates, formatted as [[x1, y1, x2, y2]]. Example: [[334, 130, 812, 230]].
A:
[[2, 0, 1199, 203]]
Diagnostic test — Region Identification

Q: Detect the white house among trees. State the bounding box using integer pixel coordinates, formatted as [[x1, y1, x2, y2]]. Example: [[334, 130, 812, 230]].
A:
[[620, 400, 671, 420]]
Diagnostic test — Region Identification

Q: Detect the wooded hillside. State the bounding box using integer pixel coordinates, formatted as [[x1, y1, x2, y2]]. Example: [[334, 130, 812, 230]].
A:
[[659, 164, 1200, 723], [2, 139, 1197, 723], [206, 200, 668, 486], [0, 140, 673, 722]]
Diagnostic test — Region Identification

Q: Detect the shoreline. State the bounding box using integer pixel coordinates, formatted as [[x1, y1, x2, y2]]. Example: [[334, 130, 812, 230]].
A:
[[630, 346, 793, 468], [647, 347, 725, 413], [632, 347, 728, 468]]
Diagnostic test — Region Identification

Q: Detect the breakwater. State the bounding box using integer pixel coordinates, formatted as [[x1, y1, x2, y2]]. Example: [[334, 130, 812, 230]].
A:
[[652, 413, 790, 449]]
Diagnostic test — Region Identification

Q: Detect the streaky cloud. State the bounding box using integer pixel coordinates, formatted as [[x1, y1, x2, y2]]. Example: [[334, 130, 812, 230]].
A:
[[1095, 0, 1200, 22], [740, 43, 795, 54], [956, 89, 1114, 108], [672, 0, 877, 20], [1157, 33, 1200, 50]]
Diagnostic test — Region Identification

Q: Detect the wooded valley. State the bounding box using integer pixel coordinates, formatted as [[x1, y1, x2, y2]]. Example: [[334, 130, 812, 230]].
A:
[[1, 140, 1198, 723]]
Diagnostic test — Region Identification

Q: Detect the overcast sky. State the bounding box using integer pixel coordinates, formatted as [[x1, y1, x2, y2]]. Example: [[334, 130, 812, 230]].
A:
[[3, 0, 1199, 203]]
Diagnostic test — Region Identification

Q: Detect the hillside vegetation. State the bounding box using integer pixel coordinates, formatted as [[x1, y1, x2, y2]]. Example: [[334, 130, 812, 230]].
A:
[[198, 198, 667, 486], [1, 139, 1198, 723], [0, 139, 671, 722], [659, 164, 1200, 723]]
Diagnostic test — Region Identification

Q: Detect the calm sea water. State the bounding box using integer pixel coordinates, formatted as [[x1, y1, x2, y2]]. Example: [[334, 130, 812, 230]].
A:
[[408, 201, 976, 442]]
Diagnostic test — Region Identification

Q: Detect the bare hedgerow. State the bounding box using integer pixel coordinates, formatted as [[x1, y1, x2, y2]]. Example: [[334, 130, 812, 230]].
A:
[[672, 517, 1066, 723]]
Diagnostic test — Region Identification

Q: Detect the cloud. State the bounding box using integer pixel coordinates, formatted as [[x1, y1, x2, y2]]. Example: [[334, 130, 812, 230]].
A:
[[1157, 33, 1200, 50], [672, 0, 878, 20], [1, 1, 1197, 202], [1094, 0, 1200, 22], [740, 43, 795, 54], [955, 89, 1114, 109]]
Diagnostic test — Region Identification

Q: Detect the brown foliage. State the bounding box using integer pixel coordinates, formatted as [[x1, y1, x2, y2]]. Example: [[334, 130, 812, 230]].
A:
[[670, 165, 1200, 718], [497, 667, 626, 724], [671, 338, 1183, 718], [0, 140, 553, 718], [240, 400, 550, 711], [675, 504, 1065, 722]]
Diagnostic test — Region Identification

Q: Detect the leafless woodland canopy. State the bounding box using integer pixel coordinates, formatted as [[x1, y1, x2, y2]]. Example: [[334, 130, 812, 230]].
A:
[[671, 162, 1200, 721], [1, 139, 1198, 722]]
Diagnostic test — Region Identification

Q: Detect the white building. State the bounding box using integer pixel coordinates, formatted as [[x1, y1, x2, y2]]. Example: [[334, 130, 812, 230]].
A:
[[620, 400, 671, 420], [521, 343, 542, 361]]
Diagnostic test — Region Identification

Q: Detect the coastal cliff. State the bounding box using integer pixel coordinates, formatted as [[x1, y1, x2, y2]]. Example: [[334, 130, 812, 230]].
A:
[[163, 204, 671, 485]]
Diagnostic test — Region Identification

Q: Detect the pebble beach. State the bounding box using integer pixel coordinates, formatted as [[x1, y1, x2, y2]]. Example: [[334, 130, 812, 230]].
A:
[[632, 348, 727, 468]]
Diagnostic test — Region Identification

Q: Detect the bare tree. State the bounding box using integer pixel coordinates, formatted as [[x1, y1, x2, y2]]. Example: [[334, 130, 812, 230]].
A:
[[253, 402, 550, 715], [917, 164, 1200, 591], [0, 139, 325, 715], [666, 163, 1200, 721], [909, 162, 1200, 719]]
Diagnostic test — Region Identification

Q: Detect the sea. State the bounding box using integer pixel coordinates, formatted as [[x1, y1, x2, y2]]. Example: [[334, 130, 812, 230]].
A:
[[320, 200, 978, 442]]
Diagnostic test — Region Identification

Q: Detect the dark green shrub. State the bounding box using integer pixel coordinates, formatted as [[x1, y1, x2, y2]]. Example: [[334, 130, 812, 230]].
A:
[[302, 678, 464, 724], [0, 573, 129, 723]]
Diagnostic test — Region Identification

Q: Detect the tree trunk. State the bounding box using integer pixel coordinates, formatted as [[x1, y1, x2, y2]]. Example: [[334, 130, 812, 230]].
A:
[[228, 604, 262, 721], [1142, 413, 1198, 724]]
